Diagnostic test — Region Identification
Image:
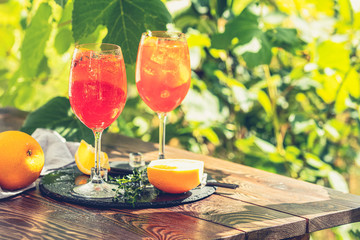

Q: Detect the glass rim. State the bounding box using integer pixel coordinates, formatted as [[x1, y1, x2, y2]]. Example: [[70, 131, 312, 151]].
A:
[[74, 42, 122, 52], [142, 31, 186, 39]]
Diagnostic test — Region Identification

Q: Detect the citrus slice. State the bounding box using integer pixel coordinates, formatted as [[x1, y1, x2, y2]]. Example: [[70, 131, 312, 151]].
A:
[[147, 159, 204, 194], [143, 36, 158, 46], [75, 140, 110, 175]]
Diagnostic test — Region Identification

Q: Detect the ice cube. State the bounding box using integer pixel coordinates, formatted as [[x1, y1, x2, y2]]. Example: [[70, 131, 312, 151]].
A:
[[144, 66, 155, 76], [150, 47, 167, 65]]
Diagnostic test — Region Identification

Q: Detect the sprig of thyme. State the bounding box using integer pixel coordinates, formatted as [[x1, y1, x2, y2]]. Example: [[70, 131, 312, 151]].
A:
[[111, 168, 156, 206]]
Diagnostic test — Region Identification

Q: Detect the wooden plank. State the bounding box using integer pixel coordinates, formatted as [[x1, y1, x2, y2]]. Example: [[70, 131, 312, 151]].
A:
[[0, 190, 143, 239], [0, 188, 244, 240], [195, 162, 360, 233], [168, 194, 306, 240], [102, 134, 360, 234], [103, 208, 245, 240]]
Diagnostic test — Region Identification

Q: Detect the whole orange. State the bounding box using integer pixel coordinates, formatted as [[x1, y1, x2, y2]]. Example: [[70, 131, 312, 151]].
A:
[[0, 131, 45, 190]]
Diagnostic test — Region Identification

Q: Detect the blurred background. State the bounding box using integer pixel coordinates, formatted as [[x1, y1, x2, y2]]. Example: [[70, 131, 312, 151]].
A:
[[1, 0, 360, 238]]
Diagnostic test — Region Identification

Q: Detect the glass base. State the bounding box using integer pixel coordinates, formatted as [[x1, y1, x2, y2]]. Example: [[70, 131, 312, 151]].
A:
[[72, 181, 117, 199], [72, 167, 116, 199]]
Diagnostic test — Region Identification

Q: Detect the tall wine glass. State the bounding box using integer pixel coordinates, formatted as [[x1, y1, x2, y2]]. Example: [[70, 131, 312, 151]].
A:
[[135, 31, 191, 159], [69, 43, 127, 198]]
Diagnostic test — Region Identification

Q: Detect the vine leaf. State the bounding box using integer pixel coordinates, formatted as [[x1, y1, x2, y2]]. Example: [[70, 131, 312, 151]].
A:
[[211, 9, 303, 68], [20, 2, 52, 78], [72, 0, 172, 65], [20, 97, 94, 144], [211, 9, 271, 68]]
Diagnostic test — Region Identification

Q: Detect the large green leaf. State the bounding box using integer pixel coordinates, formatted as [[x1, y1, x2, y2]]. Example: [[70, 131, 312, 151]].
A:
[[72, 0, 172, 64], [211, 9, 259, 50], [211, 9, 272, 67], [211, 9, 304, 67], [20, 3, 52, 78], [55, 0, 74, 55], [239, 34, 272, 68], [54, 28, 73, 54], [265, 27, 304, 53], [20, 97, 94, 144]]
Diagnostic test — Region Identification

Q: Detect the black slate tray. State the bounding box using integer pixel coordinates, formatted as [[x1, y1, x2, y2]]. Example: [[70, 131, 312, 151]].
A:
[[39, 165, 216, 209]]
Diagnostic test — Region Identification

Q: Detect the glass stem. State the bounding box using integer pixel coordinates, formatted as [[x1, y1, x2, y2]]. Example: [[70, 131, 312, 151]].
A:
[[158, 112, 167, 159], [92, 130, 103, 183]]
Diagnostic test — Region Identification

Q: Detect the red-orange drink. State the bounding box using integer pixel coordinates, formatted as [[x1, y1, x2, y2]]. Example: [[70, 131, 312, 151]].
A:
[[69, 51, 127, 130], [136, 36, 191, 113]]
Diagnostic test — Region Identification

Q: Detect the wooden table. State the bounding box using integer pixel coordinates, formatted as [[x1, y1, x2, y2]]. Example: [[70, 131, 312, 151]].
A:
[[1, 107, 360, 240]]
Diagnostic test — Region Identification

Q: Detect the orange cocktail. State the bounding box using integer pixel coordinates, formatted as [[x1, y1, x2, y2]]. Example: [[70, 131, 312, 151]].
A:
[[69, 43, 127, 198], [135, 31, 191, 159], [70, 53, 127, 130], [136, 34, 191, 113]]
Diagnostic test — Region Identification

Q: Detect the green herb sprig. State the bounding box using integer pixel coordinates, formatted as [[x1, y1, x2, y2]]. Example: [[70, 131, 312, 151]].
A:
[[111, 168, 157, 206]]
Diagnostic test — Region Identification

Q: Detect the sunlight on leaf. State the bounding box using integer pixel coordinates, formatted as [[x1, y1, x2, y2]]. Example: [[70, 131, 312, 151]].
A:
[[72, 0, 172, 64], [338, 0, 353, 24], [0, 27, 15, 56], [305, 152, 332, 171], [232, 0, 255, 15], [0, 0, 21, 25], [257, 90, 272, 117], [289, 113, 317, 134], [20, 3, 52, 78], [344, 67, 360, 98], [187, 33, 211, 48], [334, 85, 348, 113], [199, 128, 220, 145], [317, 40, 350, 72], [323, 123, 340, 142], [328, 170, 349, 193], [254, 137, 276, 153], [313, 70, 339, 104], [182, 89, 229, 124]]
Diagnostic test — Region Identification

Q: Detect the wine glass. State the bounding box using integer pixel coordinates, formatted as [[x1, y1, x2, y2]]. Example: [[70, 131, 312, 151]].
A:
[[69, 43, 127, 198], [135, 31, 191, 159]]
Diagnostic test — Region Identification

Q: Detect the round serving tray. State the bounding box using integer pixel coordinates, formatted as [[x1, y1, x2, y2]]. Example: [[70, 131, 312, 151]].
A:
[[39, 165, 216, 209]]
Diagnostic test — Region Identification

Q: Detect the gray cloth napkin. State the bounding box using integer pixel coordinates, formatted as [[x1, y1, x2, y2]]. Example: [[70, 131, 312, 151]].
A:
[[0, 128, 79, 199]]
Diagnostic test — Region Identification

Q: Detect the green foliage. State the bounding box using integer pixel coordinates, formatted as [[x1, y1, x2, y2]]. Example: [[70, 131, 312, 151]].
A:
[[72, 0, 172, 64], [20, 3, 52, 78], [1, 1, 360, 238], [20, 97, 93, 143], [172, 0, 360, 188]]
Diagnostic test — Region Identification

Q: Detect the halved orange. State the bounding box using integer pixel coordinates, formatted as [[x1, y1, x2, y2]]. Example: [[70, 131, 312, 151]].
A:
[[75, 140, 110, 175], [147, 159, 204, 194]]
